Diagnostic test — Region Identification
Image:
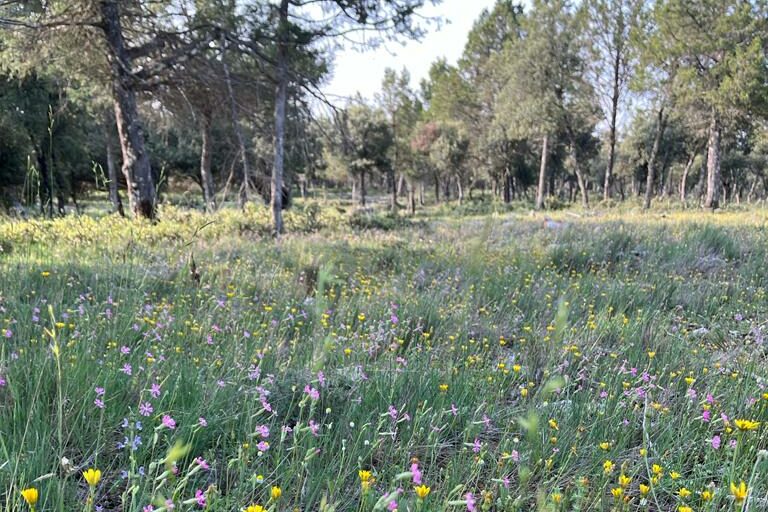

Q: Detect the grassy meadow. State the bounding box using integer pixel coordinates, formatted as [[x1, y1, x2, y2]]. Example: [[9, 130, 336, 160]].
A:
[[2, 204, 768, 512]]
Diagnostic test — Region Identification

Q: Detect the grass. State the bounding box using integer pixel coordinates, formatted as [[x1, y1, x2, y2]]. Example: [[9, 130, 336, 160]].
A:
[[1, 203, 768, 511]]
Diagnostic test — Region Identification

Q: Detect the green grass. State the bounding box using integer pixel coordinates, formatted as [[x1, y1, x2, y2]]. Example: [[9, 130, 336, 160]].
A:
[[2, 204, 768, 511]]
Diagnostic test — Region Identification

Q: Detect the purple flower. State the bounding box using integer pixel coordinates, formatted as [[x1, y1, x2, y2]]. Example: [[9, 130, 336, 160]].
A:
[[150, 383, 161, 398], [702, 410, 711, 422], [194, 457, 210, 470], [711, 435, 721, 450], [121, 364, 132, 376], [95, 387, 105, 396], [120, 346, 131, 355], [388, 405, 398, 420], [466, 492, 476, 512], [411, 463, 422, 484], [256, 425, 270, 438], [387, 499, 398, 511], [198, 417, 208, 427], [139, 402, 153, 417], [143, 506, 154, 512], [304, 385, 319, 401], [161, 415, 176, 429], [257, 441, 270, 452], [194, 489, 206, 507], [510, 450, 520, 462], [309, 419, 320, 436], [94, 398, 105, 409], [0, 375, 5, 387], [472, 438, 481, 453]]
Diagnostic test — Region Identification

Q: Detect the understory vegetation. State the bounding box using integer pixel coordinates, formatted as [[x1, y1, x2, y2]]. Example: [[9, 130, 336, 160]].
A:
[[2, 206, 768, 511]]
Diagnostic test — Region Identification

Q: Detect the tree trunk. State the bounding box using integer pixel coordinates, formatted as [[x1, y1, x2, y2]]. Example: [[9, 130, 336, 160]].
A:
[[643, 107, 666, 210], [704, 111, 721, 210], [419, 182, 424, 206], [199, 111, 216, 212], [37, 147, 53, 218], [407, 179, 416, 214], [536, 134, 548, 210], [456, 175, 464, 205], [221, 35, 251, 208], [679, 152, 695, 203], [503, 168, 511, 203], [434, 175, 440, 203], [397, 174, 406, 197], [604, 45, 621, 202], [390, 168, 397, 212], [359, 171, 366, 207], [270, 0, 289, 235], [101, 0, 156, 219], [105, 112, 125, 217]]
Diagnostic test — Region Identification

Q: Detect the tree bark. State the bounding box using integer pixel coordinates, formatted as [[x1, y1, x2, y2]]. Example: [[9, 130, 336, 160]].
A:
[[221, 34, 251, 208], [536, 134, 548, 210], [503, 167, 511, 203], [604, 45, 622, 201], [101, 0, 156, 219], [704, 110, 721, 210], [456, 175, 464, 205], [105, 112, 125, 217], [271, 0, 289, 235], [199, 111, 216, 212], [643, 107, 666, 210], [359, 171, 367, 207], [679, 151, 696, 203]]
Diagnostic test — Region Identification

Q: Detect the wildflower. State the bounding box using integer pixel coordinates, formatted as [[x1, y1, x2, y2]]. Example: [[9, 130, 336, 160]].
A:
[[194, 489, 206, 507], [701, 490, 713, 501], [304, 385, 320, 401], [618, 474, 631, 488], [670, 471, 681, 480], [551, 493, 562, 504], [270, 486, 281, 500], [734, 419, 759, 431], [439, 384, 448, 392], [21, 488, 39, 509], [150, 383, 161, 398], [639, 483, 650, 496], [711, 435, 721, 450], [139, 402, 153, 417], [652, 464, 663, 476], [161, 415, 176, 429], [599, 442, 610, 451], [678, 507, 692, 512], [414, 484, 430, 499], [603, 460, 614, 474], [610, 487, 623, 499], [548, 419, 558, 430], [730, 481, 748, 503], [411, 462, 422, 484], [358, 470, 372, 482], [83, 468, 102, 487], [465, 492, 476, 512], [245, 505, 265, 512], [678, 487, 691, 498]]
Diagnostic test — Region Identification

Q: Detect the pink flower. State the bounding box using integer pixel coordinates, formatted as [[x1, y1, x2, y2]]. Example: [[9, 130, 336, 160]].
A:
[[309, 419, 320, 436], [194, 489, 206, 507], [711, 435, 721, 450], [388, 405, 398, 420], [466, 492, 476, 512], [198, 417, 208, 427], [194, 457, 210, 470], [387, 500, 398, 511], [150, 383, 161, 398], [257, 441, 270, 451], [304, 385, 319, 400], [256, 425, 270, 438], [411, 463, 422, 485], [702, 410, 711, 422], [161, 415, 176, 429], [472, 438, 481, 453], [510, 450, 520, 462], [139, 402, 153, 417]]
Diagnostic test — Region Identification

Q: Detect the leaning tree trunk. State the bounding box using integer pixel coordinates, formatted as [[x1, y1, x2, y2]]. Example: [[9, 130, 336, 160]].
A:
[[199, 111, 216, 212], [221, 34, 252, 208], [704, 111, 721, 210], [679, 152, 696, 203], [270, 0, 289, 235], [643, 107, 666, 210], [101, 0, 155, 219], [535, 134, 548, 210], [105, 113, 125, 217]]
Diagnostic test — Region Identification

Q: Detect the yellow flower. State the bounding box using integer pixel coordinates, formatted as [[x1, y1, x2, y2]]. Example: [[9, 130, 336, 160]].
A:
[[520, 387, 528, 398], [358, 470, 372, 482], [734, 419, 759, 431], [647, 351, 656, 359], [83, 468, 101, 487], [414, 484, 430, 499], [639, 483, 650, 496], [618, 474, 631, 488], [731, 481, 748, 503], [270, 486, 282, 500], [512, 364, 521, 373], [603, 460, 614, 474], [678, 487, 691, 498], [678, 507, 692, 512], [652, 464, 663, 476], [548, 419, 558, 430], [639, 448, 647, 457], [246, 505, 265, 512], [610, 487, 623, 499], [551, 493, 562, 504], [599, 442, 611, 451], [439, 384, 448, 392], [701, 490, 713, 501], [670, 471, 681, 480], [20, 488, 39, 507]]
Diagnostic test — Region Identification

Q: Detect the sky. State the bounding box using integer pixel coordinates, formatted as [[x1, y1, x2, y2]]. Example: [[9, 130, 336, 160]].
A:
[[320, 0, 498, 102]]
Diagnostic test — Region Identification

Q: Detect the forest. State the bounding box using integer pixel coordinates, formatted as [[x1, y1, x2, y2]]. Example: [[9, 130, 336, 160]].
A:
[[1, 0, 767, 233]]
